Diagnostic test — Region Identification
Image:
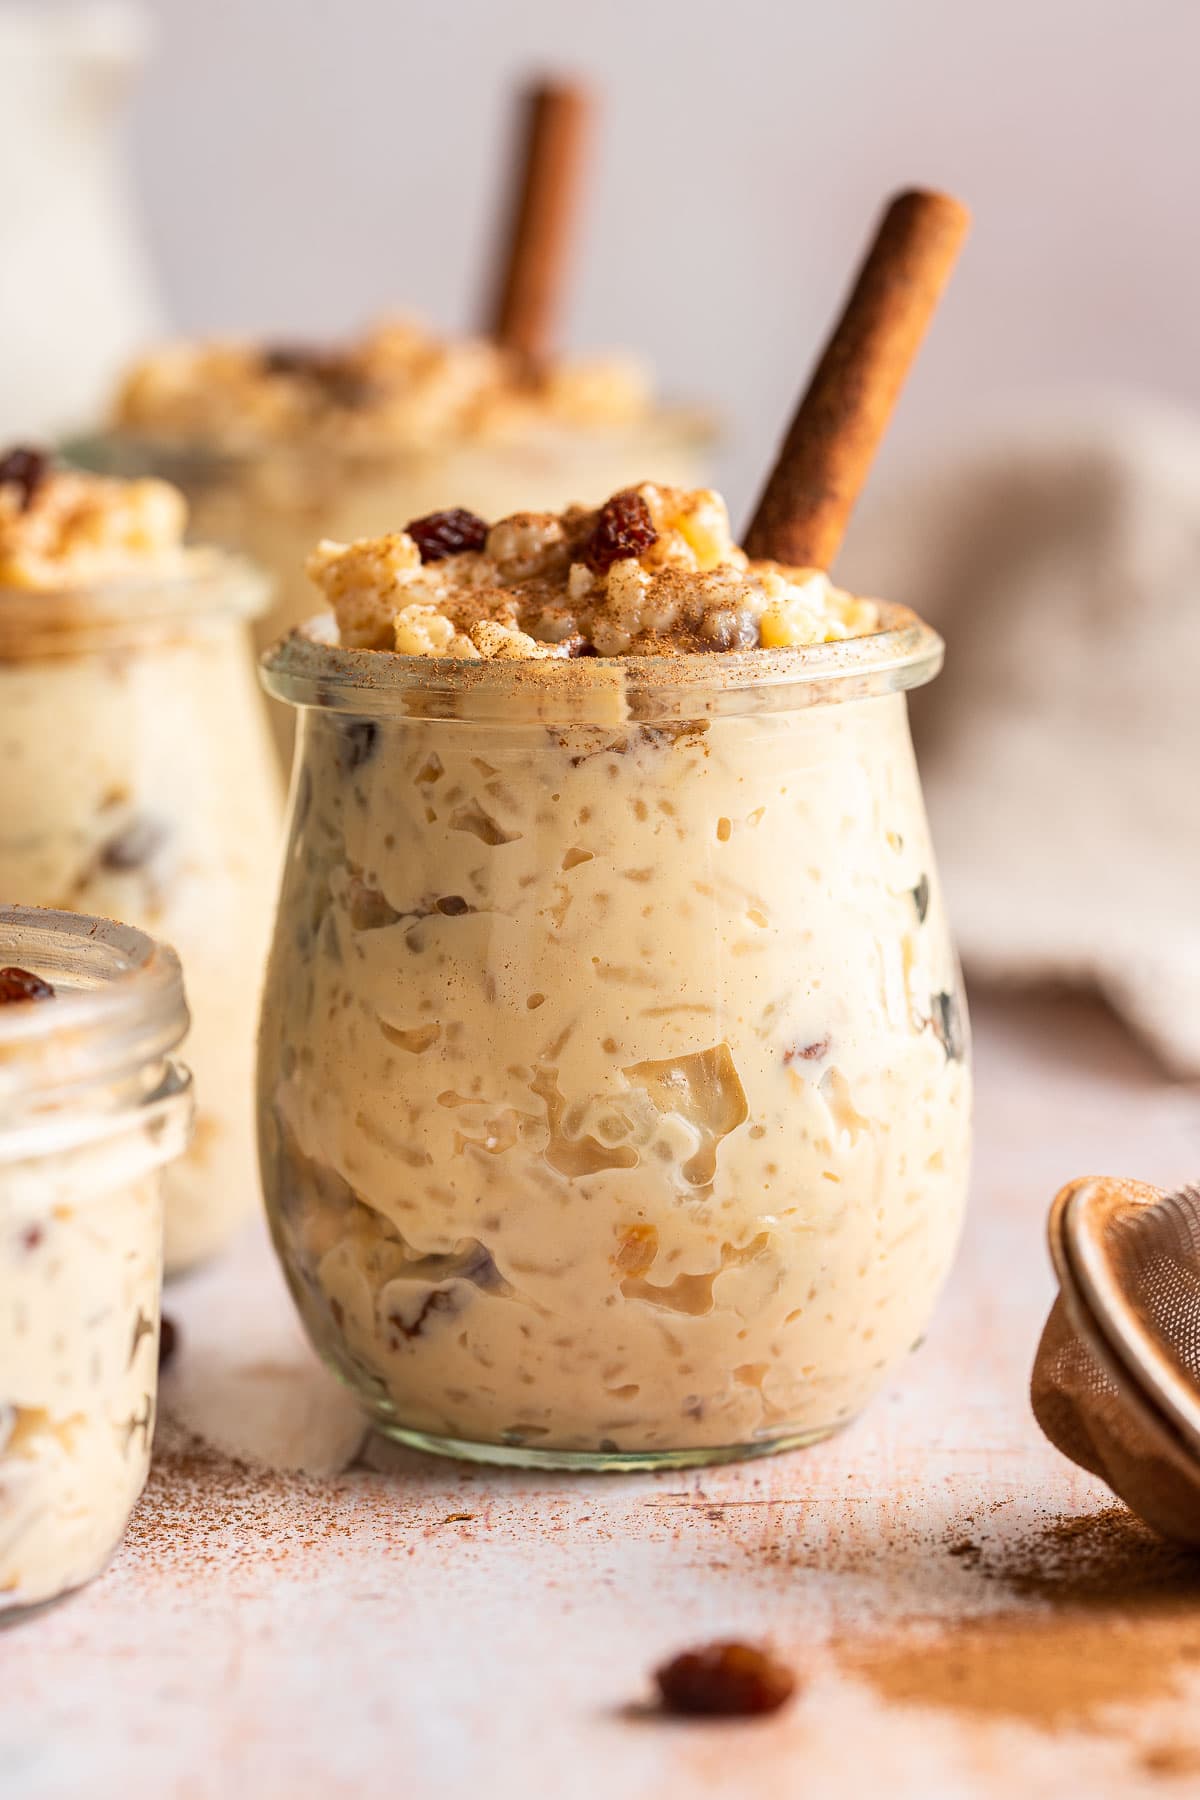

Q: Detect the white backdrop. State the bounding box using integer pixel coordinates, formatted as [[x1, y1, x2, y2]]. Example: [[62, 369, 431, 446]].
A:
[[115, 0, 1200, 515]]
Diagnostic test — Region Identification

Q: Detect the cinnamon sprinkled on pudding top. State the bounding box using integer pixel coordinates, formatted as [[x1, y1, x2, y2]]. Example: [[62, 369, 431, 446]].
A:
[[0, 452, 188, 590], [307, 483, 879, 659], [112, 317, 666, 453]]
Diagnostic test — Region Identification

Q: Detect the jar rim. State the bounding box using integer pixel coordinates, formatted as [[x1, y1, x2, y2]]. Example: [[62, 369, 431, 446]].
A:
[[0, 549, 271, 655], [0, 907, 189, 1110], [259, 603, 944, 724]]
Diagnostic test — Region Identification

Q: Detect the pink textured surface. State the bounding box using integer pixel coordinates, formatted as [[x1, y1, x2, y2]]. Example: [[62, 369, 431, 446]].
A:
[[6, 991, 1200, 1799]]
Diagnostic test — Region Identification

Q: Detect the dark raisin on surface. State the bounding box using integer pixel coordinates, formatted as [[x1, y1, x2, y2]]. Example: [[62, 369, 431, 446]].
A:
[[405, 509, 490, 563], [0, 967, 55, 1005], [436, 895, 471, 916], [0, 446, 49, 512], [783, 1036, 830, 1064], [100, 814, 169, 872], [157, 1315, 178, 1370], [259, 347, 373, 408], [930, 990, 966, 1062], [336, 720, 379, 772], [655, 1641, 797, 1717], [583, 490, 657, 573], [912, 873, 931, 924], [261, 345, 330, 377]]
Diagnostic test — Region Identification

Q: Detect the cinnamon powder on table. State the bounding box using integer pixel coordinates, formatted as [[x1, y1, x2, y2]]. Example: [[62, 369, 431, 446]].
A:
[[839, 1507, 1200, 1738], [118, 1417, 358, 1583]]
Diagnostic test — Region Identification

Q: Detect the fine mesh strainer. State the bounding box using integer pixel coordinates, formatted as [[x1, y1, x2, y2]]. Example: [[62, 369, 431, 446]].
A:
[[1032, 1176, 1200, 1544]]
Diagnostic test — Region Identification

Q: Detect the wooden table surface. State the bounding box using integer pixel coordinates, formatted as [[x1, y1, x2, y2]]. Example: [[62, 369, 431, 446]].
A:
[[6, 989, 1200, 1800]]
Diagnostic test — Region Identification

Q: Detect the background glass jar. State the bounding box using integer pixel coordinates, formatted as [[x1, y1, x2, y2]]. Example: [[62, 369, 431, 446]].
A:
[[0, 907, 192, 1616], [258, 612, 972, 1470], [68, 415, 714, 763], [0, 554, 282, 1273]]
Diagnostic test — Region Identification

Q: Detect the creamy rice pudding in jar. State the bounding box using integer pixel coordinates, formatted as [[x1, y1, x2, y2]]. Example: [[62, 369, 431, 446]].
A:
[[0, 450, 282, 1272], [71, 320, 712, 759], [258, 484, 971, 1469], [0, 907, 191, 1615]]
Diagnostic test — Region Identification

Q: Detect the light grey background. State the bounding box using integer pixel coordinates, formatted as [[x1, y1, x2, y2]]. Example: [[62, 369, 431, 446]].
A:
[[90, 0, 1200, 512]]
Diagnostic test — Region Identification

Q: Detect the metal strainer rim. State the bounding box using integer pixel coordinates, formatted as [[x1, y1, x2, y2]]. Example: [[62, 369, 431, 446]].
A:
[[1049, 1177, 1200, 1468]]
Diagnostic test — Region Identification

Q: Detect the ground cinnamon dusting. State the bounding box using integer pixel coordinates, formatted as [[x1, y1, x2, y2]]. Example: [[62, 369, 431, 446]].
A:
[[120, 1417, 358, 1579], [1139, 1742, 1200, 1779], [982, 1505, 1200, 1605], [840, 1508, 1200, 1736]]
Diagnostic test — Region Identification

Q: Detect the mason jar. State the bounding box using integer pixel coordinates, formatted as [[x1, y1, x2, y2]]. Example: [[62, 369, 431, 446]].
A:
[[0, 906, 192, 1616], [70, 416, 714, 763], [257, 609, 971, 1470], [0, 553, 282, 1273]]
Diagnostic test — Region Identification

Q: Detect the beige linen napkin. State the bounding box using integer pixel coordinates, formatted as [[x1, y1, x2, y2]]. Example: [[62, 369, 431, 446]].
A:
[[841, 396, 1200, 1077]]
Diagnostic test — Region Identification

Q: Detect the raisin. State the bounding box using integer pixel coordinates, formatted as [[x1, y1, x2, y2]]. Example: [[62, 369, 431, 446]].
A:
[[406, 509, 489, 563], [20, 1223, 44, 1251], [0, 446, 48, 512], [158, 1315, 178, 1370], [435, 895, 471, 916], [912, 874, 930, 924], [389, 1286, 460, 1341], [930, 990, 966, 1062], [260, 347, 372, 408], [261, 345, 330, 377], [458, 1243, 504, 1289], [100, 814, 168, 872], [0, 967, 55, 1004], [783, 1036, 830, 1065], [583, 490, 657, 573], [655, 1641, 797, 1717], [336, 720, 378, 772]]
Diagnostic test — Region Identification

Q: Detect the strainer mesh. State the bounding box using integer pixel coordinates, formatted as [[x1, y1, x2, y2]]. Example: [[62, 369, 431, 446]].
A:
[[1104, 1189, 1200, 1387]]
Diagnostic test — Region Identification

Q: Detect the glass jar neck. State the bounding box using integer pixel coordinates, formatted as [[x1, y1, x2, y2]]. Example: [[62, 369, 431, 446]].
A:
[[0, 1057, 193, 1171], [0, 551, 270, 659], [261, 605, 944, 728], [0, 908, 190, 1144]]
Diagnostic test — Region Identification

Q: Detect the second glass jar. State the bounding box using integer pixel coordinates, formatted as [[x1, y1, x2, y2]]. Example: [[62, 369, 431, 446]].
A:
[[73, 420, 714, 766], [0, 558, 282, 1272]]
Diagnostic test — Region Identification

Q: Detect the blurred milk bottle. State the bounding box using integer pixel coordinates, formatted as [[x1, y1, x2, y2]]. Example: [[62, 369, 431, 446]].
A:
[[0, 2, 164, 439]]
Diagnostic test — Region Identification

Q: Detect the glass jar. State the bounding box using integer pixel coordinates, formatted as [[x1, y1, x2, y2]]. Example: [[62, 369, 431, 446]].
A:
[[69, 416, 714, 763], [0, 906, 192, 1616], [257, 610, 972, 1470], [0, 555, 282, 1273]]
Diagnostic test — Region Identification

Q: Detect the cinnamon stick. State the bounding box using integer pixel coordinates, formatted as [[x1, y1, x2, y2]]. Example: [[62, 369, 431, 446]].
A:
[[485, 80, 593, 368], [744, 188, 970, 569]]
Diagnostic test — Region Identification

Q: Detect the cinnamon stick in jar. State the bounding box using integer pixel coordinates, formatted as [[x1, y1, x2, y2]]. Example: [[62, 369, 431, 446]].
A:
[[744, 189, 970, 570]]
